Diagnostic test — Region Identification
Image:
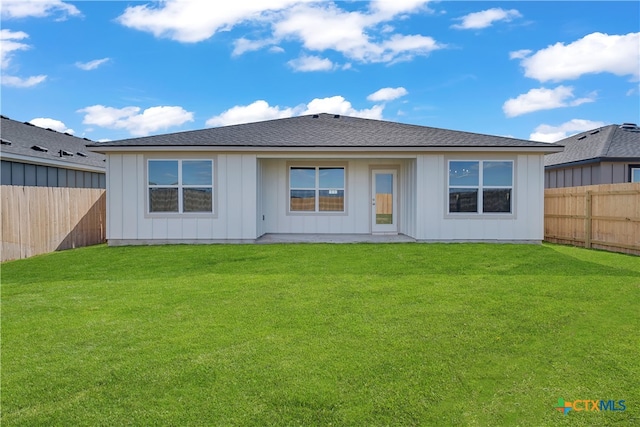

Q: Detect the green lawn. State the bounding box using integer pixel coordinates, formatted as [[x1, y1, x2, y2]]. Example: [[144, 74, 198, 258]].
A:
[[1, 243, 638, 426]]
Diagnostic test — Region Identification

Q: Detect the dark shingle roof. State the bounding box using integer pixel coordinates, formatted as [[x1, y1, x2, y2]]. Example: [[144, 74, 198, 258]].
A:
[[545, 124, 640, 167], [88, 113, 561, 151], [0, 116, 105, 170]]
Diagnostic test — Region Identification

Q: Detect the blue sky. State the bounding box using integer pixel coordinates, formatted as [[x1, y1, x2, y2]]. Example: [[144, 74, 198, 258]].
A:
[[1, 0, 638, 143]]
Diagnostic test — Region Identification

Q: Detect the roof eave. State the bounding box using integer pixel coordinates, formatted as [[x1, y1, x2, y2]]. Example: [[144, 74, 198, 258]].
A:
[[545, 156, 640, 169], [0, 152, 106, 172], [88, 145, 562, 154]]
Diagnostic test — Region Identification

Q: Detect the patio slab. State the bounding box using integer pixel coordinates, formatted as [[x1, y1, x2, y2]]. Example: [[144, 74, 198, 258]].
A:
[[256, 233, 416, 244]]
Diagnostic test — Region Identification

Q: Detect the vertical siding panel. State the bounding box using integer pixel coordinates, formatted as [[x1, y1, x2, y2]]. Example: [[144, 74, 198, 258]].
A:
[[241, 155, 257, 239], [225, 155, 243, 238], [152, 217, 167, 239], [166, 218, 182, 239], [137, 155, 153, 239], [216, 155, 228, 238], [592, 164, 601, 184], [182, 218, 198, 239], [566, 169, 573, 187], [549, 171, 557, 188], [514, 154, 529, 240], [612, 163, 625, 183], [600, 163, 613, 184], [582, 166, 592, 186], [277, 160, 288, 233], [420, 155, 441, 240], [121, 155, 138, 239], [256, 159, 263, 237], [351, 160, 365, 234], [200, 217, 213, 240], [108, 154, 123, 240], [573, 168, 582, 187], [530, 154, 544, 240], [558, 170, 565, 187], [261, 160, 273, 233]]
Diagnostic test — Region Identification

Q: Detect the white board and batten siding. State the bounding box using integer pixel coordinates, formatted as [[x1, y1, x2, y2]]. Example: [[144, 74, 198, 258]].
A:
[[106, 151, 546, 243], [259, 158, 415, 235], [107, 153, 257, 244], [418, 153, 545, 241]]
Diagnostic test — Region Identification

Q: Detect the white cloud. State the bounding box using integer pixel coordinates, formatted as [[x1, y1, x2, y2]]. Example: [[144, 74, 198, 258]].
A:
[[75, 57, 110, 71], [1, 0, 80, 19], [287, 54, 335, 72], [502, 86, 596, 117], [529, 119, 607, 142], [0, 30, 48, 87], [117, 0, 302, 43], [29, 118, 74, 134], [232, 38, 276, 56], [78, 105, 194, 136], [451, 8, 521, 30], [1, 75, 47, 87], [367, 87, 408, 102], [302, 96, 384, 119], [1, 29, 30, 69], [274, 3, 444, 63], [117, 1, 442, 65], [369, 0, 430, 18], [205, 100, 296, 127], [515, 32, 640, 82], [205, 96, 385, 127], [509, 49, 531, 60]]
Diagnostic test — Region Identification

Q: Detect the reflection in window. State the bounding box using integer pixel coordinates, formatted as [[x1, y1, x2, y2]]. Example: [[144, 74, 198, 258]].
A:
[[148, 160, 213, 213], [449, 160, 513, 214], [290, 166, 345, 212]]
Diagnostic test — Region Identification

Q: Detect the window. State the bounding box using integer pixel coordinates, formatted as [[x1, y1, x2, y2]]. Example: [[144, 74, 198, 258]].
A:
[[148, 160, 213, 213], [449, 160, 513, 214], [631, 166, 640, 183], [290, 166, 345, 212]]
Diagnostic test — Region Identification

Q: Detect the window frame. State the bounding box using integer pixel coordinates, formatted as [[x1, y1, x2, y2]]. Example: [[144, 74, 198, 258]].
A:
[[146, 158, 215, 216], [447, 159, 515, 216], [287, 163, 347, 215], [630, 165, 640, 183]]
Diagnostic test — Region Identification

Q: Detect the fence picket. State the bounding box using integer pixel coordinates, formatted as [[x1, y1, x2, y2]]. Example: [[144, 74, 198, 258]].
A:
[[1, 186, 106, 262]]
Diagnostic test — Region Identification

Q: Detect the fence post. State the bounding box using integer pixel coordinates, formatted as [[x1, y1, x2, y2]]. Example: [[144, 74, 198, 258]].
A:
[[585, 190, 592, 249]]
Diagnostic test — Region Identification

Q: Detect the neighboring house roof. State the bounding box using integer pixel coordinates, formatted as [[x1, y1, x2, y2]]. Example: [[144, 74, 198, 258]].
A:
[[545, 123, 640, 168], [88, 113, 562, 153], [1, 116, 105, 172]]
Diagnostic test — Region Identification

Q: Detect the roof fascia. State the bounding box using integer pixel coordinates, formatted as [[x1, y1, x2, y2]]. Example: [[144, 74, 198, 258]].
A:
[[88, 145, 562, 154], [0, 152, 106, 173], [544, 156, 640, 170]]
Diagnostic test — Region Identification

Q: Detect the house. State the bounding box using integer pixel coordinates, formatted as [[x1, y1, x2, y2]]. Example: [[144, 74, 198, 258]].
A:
[[87, 113, 562, 245], [1, 115, 105, 188], [544, 123, 640, 188]]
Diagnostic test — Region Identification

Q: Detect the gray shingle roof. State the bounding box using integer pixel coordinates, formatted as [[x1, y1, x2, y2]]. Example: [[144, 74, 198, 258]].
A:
[[88, 113, 561, 151], [545, 124, 640, 167], [1, 116, 105, 170]]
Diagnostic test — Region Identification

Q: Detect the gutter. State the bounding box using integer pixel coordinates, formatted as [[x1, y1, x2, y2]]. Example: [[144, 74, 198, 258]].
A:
[[545, 156, 640, 170]]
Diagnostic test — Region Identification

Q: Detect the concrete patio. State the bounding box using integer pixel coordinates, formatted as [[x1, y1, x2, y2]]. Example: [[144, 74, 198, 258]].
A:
[[256, 233, 416, 244]]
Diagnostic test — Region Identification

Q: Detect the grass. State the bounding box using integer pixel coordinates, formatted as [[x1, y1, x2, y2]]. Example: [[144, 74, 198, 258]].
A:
[[1, 243, 639, 426]]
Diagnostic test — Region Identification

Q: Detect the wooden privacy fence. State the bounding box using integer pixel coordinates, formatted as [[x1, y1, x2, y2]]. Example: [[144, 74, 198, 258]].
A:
[[544, 183, 640, 256], [1, 186, 106, 262]]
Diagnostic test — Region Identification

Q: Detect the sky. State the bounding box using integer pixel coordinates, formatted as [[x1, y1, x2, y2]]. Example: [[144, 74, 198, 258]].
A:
[[1, 0, 639, 143]]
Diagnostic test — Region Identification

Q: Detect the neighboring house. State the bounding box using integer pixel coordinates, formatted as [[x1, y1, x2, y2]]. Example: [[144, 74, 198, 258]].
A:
[[88, 113, 562, 245], [1, 116, 105, 188], [544, 123, 640, 188]]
